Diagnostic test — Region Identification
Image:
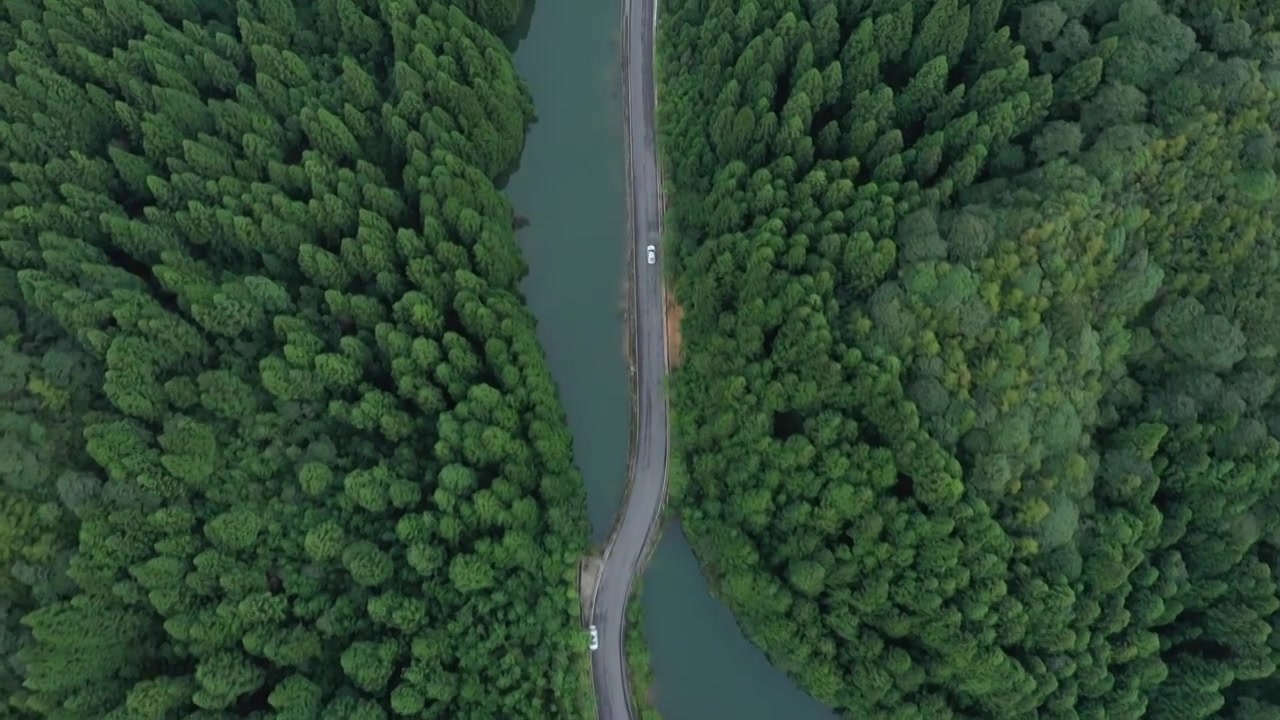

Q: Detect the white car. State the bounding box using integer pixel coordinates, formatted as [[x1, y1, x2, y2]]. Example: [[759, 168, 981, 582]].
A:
[[646, 245, 656, 265], [589, 625, 600, 651]]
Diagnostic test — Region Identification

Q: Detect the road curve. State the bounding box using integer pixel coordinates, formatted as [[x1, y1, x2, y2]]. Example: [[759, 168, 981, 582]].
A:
[[590, 0, 667, 712]]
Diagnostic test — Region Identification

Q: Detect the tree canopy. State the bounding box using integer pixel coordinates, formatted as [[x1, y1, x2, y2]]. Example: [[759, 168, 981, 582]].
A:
[[658, 0, 1280, 717], [0, 0, 591, 718]]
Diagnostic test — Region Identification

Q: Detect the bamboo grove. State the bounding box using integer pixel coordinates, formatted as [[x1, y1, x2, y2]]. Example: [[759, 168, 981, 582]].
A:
[[658, 0, 1280, 717], [0, 0, 592, 718]]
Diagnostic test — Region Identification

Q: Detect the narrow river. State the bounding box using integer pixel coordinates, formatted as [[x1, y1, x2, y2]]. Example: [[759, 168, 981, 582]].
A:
[[503, 2, 833, 718]]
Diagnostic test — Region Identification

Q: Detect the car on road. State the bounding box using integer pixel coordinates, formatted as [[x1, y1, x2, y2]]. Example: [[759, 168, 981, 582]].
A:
[[589, 625, 599, 651], [646, 244, 656, 265]]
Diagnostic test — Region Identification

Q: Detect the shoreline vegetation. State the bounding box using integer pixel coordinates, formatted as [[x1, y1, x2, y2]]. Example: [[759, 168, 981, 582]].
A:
[[0, 0, 595, 718], [626, 584, 663, 720], [657, 0, 1280, 717]]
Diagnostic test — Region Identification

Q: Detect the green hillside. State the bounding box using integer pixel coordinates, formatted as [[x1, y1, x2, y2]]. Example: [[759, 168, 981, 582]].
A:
[[0, 1, 590, 718], [657, 0, 1280, 717]]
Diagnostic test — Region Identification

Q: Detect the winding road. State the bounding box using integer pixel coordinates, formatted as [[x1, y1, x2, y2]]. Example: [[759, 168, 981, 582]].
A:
[[589, 0, 667, 713]]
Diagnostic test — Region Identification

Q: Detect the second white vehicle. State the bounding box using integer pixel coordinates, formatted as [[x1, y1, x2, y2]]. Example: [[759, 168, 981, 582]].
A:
[[588, 625, 600, 651], [646, 245, 656, 264]]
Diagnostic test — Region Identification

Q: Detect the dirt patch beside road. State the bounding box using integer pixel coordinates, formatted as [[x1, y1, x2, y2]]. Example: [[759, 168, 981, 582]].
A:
[[665, 288, 683, 368]]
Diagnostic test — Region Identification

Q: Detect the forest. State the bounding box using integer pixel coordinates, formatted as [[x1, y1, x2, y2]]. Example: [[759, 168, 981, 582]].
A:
[[0, 0, 595, 718], [657, 0, 1280, 717]]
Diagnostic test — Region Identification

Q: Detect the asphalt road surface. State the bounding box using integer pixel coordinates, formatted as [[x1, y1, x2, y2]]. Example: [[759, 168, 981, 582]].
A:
[[590, 0, 667, 713]]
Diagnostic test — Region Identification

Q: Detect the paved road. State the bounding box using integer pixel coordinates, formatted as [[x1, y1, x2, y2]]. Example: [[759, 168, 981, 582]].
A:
[[590, 0, 667, 713]]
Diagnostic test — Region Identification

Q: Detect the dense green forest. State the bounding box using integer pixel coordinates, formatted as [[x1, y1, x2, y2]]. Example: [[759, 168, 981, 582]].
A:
[[0, 0, 594, 718], [658, 0, 1280, 717]]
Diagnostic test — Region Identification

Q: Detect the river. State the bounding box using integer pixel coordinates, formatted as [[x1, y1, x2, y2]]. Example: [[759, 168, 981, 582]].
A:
[[502, 2, 832, 719]]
